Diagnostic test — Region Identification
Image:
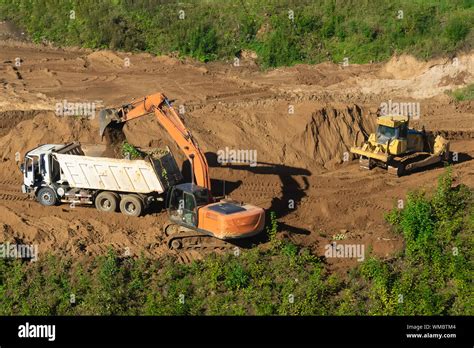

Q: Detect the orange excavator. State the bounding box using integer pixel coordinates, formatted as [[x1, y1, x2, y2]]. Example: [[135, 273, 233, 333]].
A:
[[99, 92, 265, 250]]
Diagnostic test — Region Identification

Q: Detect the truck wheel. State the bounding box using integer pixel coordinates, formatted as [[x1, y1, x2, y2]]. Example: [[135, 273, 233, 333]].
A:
[[120, 195, 143, 217], [37, 187, 57, 206], [95, 192, 119, 213]]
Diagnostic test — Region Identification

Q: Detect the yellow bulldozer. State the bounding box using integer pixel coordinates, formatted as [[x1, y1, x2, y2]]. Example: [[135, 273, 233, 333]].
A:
[[350, 115, 450, 176]]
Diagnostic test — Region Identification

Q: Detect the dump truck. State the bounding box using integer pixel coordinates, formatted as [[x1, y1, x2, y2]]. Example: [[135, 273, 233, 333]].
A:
[[350, 115, 450, 176], [20, 142, 183, 216]]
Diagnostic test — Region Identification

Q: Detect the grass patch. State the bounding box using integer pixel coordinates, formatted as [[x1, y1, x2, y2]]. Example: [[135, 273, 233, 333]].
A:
[[0, 169, 472, 315], [0, 0, 472, 68], [448, 83, 474, 101]]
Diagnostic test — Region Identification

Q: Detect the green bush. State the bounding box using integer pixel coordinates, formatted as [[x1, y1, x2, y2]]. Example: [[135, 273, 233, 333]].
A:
[[449, 84, 474, 101], [445, 16, 470, 42], [122, 141, 142, 159], [0, 0, 472, 67], [0, 169, 471, 315], [224, 262, 249, 290], [375, 168, 473, 315]]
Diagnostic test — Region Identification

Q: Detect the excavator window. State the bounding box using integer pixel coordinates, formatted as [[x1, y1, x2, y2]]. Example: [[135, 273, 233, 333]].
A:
[[168, 187, 184, 218], [183, 192, 197, 226], [184, 192, 196, 211], [193, 187, 210, 206], [167, 186, 198, 226]]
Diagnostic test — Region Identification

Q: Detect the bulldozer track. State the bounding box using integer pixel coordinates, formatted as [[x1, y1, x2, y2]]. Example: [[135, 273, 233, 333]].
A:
[[434, 130, 474, 140]]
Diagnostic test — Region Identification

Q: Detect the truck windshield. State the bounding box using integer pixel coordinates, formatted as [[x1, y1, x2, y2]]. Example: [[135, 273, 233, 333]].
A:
[[377, 125, 398, 144]]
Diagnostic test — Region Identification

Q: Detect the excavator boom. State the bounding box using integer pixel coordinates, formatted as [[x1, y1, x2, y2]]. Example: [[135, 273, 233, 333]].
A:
[[99, 93, 211, 190]]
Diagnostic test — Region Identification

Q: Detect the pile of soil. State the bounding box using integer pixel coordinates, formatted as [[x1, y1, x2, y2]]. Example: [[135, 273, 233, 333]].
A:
[[0, 112, 100, 175]]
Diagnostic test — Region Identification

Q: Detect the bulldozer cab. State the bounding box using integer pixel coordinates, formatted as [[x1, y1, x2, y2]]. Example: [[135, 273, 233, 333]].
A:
[[376, 116, 408, 144], [167, 183, 211, 227]]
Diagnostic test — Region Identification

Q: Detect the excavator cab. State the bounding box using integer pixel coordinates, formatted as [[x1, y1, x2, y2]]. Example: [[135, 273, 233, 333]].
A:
[[167, 183, 211, 227], [166, 182, 265, 240]]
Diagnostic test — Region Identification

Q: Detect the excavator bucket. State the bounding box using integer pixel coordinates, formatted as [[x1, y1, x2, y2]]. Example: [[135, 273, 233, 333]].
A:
[[99, 108, 122, 138]]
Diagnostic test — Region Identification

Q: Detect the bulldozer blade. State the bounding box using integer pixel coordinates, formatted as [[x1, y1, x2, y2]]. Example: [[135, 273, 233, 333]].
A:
[[99, 108, 121, 138]]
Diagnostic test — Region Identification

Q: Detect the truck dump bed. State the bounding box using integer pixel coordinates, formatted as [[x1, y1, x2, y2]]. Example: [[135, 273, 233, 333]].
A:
[[54, 144, 182, 194]]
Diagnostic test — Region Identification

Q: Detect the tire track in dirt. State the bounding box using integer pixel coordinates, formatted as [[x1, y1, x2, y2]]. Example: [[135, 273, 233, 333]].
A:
[[0, 179, 27, 202]]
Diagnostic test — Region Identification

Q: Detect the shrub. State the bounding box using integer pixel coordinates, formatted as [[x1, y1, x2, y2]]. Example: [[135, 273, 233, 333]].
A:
[[1, 0, 471, 67], [0, 170, 471, 315]]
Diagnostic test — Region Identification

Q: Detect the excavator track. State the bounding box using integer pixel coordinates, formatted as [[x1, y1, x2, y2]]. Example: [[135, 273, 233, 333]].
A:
[[163, 223, 236, 252]]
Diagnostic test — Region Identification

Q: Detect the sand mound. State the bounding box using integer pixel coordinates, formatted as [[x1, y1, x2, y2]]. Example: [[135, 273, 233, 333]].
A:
[[295, 62, 348, 87], [0, 110, 42, 136], [292, 105, 376, 169], [369, 52, 474, 98], [85, 50, 125, 69], [0, 204, 113, 257], [0, 111, 100, 175], [0, 100, 378, 176], [380, 54, 431, 80]]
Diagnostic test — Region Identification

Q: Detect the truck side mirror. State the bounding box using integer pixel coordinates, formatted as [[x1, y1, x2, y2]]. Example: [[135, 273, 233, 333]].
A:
[[19, 163, 25, 173]]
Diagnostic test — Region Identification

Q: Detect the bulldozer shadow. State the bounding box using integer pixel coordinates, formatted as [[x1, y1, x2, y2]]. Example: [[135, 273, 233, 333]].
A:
[[401, 151, 472, 176]]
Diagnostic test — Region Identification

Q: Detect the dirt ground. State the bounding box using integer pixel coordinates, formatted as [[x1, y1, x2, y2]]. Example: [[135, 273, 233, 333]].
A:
[[1, 23, 473, 272]]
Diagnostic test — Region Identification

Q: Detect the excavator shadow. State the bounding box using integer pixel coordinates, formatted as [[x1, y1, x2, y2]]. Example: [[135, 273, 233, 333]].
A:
[[204, 152, 313, 245]]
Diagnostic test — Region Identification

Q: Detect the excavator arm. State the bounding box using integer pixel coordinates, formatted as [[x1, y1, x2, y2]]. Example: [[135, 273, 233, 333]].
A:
[[99, 92, 211, 191]]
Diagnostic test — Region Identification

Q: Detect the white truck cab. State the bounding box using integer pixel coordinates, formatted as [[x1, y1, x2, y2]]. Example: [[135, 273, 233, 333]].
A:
[[22, 144, 74, 191]]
